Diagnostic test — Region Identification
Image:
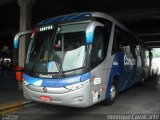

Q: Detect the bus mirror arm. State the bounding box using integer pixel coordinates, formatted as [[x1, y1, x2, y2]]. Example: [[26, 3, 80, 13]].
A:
[[14, 30, 32, 49]]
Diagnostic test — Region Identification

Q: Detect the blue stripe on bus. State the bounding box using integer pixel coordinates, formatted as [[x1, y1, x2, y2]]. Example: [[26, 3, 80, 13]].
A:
[[106, 52, 124, 97], [86, 32, 94, 44], [39, 13, 91, 25], [42, 16, 68, 24], [23, 72, 91, 87], [106, 52, 137, 97], [81, 72, 91, 82], [67, 13, 91, 20]]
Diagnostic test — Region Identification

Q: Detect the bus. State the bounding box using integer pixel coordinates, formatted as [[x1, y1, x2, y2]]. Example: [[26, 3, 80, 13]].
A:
[[14, 12, 147, 107]]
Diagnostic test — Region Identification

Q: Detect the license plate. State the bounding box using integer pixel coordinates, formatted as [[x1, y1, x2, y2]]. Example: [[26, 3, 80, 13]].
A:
[[40, 95, 52, 101]]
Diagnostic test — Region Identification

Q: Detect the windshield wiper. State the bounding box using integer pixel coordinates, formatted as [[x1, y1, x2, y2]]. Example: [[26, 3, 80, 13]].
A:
[[48, 27, 65, 77], [50, 52, 65, 77], [55, 61, 65, 77]]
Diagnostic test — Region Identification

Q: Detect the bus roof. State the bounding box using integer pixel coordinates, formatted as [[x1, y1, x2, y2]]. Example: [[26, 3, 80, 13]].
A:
[[38, 12, 139, 40], [39, 12, 92, 25]]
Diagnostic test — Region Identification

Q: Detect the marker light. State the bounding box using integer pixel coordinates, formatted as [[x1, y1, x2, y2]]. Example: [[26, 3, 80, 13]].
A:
[[39, 25, 53, 31], [23, 79, 29, 86], [65, 79, 90, 91], [31, 28, 37, 38]]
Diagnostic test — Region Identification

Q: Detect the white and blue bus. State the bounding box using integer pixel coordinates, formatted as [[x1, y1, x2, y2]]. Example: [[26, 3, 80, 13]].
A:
[[14, 12, 147, 107]]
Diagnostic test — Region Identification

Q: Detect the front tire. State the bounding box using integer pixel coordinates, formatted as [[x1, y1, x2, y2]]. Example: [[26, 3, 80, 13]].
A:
[[103, 81, 118, 106]]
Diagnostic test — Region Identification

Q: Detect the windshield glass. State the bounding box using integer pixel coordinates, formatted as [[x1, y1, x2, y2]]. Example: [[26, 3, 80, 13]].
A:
[[25, 23, 88, 74]]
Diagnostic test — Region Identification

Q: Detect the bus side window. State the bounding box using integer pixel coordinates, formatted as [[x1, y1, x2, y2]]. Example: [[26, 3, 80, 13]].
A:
[[125, 34, 137, 57], [112, 26, 123, 54], [91, 27, 109, 69]]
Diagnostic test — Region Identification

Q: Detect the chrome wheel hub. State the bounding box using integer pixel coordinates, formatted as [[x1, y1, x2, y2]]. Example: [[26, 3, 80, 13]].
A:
[[110, 85, 116, 100]]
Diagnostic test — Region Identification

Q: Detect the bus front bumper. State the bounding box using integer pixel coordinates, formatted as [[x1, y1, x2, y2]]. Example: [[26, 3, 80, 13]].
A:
[[23, 83, 91, 107]]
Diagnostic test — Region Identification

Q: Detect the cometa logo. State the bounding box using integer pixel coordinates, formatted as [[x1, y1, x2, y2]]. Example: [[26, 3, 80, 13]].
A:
[[124, 55, 136, 66]]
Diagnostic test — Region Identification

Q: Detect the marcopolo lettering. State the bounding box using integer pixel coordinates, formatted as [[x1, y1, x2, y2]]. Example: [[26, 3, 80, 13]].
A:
[[39, 74, 52, 78]]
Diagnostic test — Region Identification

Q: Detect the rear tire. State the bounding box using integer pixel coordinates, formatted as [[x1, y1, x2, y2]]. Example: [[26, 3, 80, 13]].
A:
[[138, 71, 145, 85], [103, 81, 118, 106]]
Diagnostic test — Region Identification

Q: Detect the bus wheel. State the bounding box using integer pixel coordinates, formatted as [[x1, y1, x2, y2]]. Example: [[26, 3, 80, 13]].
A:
[[103, 81, 118, 106], [139, 72, 145, 85], [141, 77, 145, 83]]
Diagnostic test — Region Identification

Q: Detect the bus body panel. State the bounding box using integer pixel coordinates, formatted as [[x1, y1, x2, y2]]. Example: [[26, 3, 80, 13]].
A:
[[23, 82, 91, 107], [89, 60, 109, 104]]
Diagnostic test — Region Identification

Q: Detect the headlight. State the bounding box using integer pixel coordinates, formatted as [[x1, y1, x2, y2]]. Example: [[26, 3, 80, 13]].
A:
[[65, 79, 90, 90], [23, 79, 29, 86]]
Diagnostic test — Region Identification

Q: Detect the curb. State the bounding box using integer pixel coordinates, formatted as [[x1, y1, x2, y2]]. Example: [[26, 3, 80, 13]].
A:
[[21, 100, 33, 106], [0, 100, 33, 114]]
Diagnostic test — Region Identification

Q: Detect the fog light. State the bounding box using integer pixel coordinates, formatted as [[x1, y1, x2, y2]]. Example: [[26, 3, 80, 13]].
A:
[[78, 96, 84, 102]]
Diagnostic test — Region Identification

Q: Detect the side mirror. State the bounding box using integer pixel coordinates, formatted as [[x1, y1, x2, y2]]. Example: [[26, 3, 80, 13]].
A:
[[14, 30, 32, 48]]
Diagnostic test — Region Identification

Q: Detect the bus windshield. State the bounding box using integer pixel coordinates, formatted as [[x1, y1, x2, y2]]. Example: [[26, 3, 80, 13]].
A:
[[25, 23, 88, 74]]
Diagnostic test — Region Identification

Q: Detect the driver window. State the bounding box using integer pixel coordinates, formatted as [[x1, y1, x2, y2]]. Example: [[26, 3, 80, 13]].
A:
[[91, 27, 109, 69]]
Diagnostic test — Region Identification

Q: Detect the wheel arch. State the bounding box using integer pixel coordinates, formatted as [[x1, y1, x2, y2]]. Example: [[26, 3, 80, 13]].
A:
[[112, 74, 120, 92], [106, 73, 120, 97]]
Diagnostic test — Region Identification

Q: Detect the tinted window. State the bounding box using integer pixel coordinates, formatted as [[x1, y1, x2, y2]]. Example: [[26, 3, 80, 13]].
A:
[[91, 26, 111, 68]]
